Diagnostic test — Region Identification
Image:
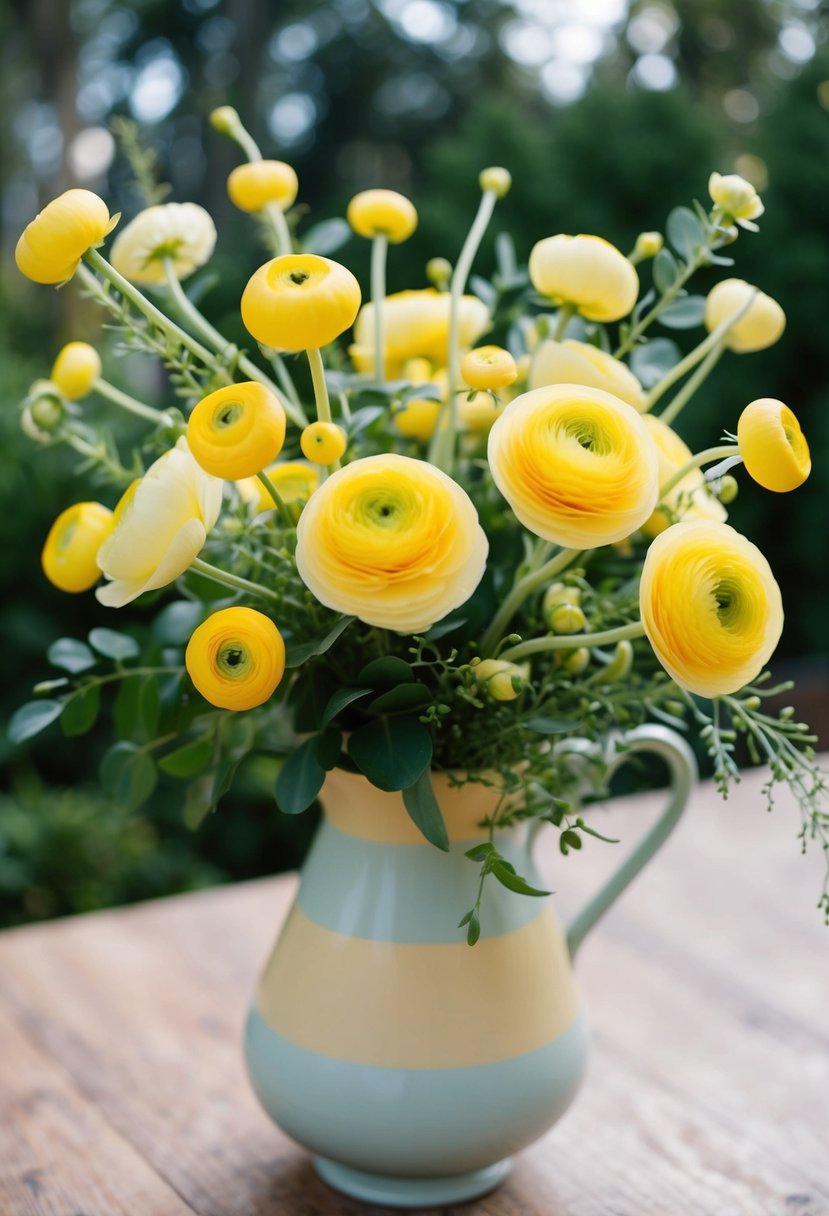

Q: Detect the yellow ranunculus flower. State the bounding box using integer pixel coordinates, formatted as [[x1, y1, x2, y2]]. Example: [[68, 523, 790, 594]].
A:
[[186, 606, 285, 711], [41, 502, 114, 594], [708, 172, 764, 230], [704, 279, 785, 354], [50, 342, 102, 401], [228, 161, 298, 213], [187, 382, 286, 480], [295, 453, 488, 633], [241, 253, 361, 352], [461, 346, 517, 391], [347, 190, 418, 243], [737, 399, 811, 493], [528, 234, 639, 323], [640, 520, 783, 698], [349, 289, 490, 378], [110, 203, 217, 285], [487, 384, 659, 548], [96, 437, 223, 608], [238, 461, 319, 516], [457, 391, 502, 434], [16, 189, 113, 285], [642, 414, 727, 537], [529, 338, 647, 411]]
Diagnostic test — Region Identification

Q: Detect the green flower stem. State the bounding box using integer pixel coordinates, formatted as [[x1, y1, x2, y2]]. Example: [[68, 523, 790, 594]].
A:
[[480, 547, 582, 656], [224, 120, 262, 162], [268, 353, 302, 409], [306, 346, 341, 476], [263, 201, 292, 257], [189, 557, 280, 602], [657, 344, 726, 429], [429, 187, 499, 474], [92, 377, 163, 423], [552, 303, 575, 343], [500, 620, 646, 664], [256, 470, 296, 529], [161, 258, 307, 427], [645, 292, 756, 414], [658, 443, 739, 500], [83, 247, 214, 366], [370, 234, 388, 380], [60, 429, 132, 482], [614, 252, 707, 359]]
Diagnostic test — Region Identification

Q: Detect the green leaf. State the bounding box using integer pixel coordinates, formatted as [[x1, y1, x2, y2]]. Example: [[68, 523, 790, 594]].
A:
[[152, 600, 207, 645], [139, 676, 161, 739], [659, 295, 706, 329], [275, 736, 326, 814], [667, 206, 706, 260], [320, 687, 373, 729], [60, 685, 101, 737], [88, 627, 140, 662], [490, 860, 550, 897], [289, 666, 339, 733], [7, 700, 64, 744], [99, 742, 157, 813], [315, 726, 343, 771], [466, 910, 481, 946], [422, 615, 467, 641], [114, 677, 142, 740], [369, 683, 432, 714], [465, 842, 497, 862], [301, 217, 351, 256], [183, 774, 215, 829], [158, 736, 215, 778], [560, 829, 583, 855], [348, 717, 432, 792], [630, 337, 681, 388], [652, 248, 679, 294], [48, 638, 97, 674], [401, 768, 449, 851], [524, 716, 573, 734], [357, 656, 414, 688], [285, 616, 354, 667]]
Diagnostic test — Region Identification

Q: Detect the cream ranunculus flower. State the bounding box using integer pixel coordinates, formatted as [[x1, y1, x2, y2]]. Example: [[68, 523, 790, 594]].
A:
[[96, 438, 223, 608], [640, 520, 783, 698], [642, 414, 728, 537], [708, 172, 764, 231], [110, 203, 217, 285], [295, 453, 488, 633], [349, 289, 490, 378], [529, 338, 647, 411], [528, 234, 639, 323], [704, 279, 785, 354], [487, 384, 659, 548]]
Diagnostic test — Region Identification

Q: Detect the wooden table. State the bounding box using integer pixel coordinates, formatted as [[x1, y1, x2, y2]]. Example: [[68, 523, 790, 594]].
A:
[[1, 765, 827, 1215]]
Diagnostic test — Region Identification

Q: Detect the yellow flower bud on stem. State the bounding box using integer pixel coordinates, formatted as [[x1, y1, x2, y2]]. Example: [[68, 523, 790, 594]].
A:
[[480, 544, 582, 656], [93, 377, 164, 424], [210, 107, 293, 256], [306, 347, 341, 477], [426, 257, 452, 290], [255, 470, 296, 529], [500, 620, 644, 664]]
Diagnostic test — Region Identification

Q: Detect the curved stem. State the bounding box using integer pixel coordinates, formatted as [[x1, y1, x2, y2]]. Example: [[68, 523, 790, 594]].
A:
[[657, 344, 725, 429], [552, 303, 575, 343], [500, 620, 645, 664], [659, 444, 739, 500], [268, 354, 301, 409], [92, 378, 163, 424], [646, 292, 756, 414], [429, 188, 499, 473], [480, 547, 582, 656], [257, 470, 295, 529], [306, 347, 340, 476], [614, 253, 704, 359], [61, 429, 132, 483], [263, 201, 292, 257], [370, 234, 388, 378], [189, 557, 280, 603]]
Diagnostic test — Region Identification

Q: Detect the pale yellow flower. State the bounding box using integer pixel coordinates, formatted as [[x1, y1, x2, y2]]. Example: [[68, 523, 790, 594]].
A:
[[51, 342, 102, 401], [96, 438, 223, 608], [350, 289, 490, 378], [708, 172, 764, 231], [110, 203, 217, 285], [295, 453, 488, 633], [16, 189, 114, 285], [642, 414, 728, 537], [528, 234, 639, 323], [529, 338, 647, 411], [704, 279, 785, 354], [737, 399, 811, 493], [487, 385, 659, 548], [640, 520, 783, 697]]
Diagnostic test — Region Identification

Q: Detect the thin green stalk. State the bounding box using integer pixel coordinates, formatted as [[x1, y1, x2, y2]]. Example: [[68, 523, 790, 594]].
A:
[[659, 443, 739, 500], [92, 378, 163, 424], [189, 557, 280, 602], [257, 470, 295, 529], [658, 345, 725, 428], [500, 620, 646, 664], [429, 188, 499, 473], [269, 354, 301, 409], [263, 201, 292, 257], [306, 346, 340, 476], [370, 234, 388, 379], [645, 292, 756, 413], [552, 303, 575, 343], [614, 252, 705, 359], [61, 429, 132, 482], [480, 547, 582, 656]]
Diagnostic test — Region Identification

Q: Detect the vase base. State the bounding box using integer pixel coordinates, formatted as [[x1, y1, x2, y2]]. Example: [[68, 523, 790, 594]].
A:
[[313, 1155, 511, 1207]]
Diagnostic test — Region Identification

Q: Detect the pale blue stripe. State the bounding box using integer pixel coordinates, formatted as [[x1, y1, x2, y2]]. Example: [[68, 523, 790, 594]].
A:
[[296, 820, 548, 944], [245, 1007, 588, 1177]]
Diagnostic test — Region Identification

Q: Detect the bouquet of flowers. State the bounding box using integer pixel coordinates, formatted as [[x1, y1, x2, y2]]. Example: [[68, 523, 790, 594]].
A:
[[12, 107, 827, 936]]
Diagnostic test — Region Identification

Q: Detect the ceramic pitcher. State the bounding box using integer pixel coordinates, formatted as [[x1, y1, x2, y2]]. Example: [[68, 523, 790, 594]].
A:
[[244, 723, 696, 1208]]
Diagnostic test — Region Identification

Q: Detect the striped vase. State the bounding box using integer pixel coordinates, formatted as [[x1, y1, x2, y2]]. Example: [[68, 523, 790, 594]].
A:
[[245, 725, 695, 1207]]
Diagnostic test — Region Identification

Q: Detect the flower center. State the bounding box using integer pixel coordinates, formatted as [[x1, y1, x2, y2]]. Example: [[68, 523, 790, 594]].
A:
[[290, 270, 309, 285], [713, 578, 745, 632], [213, 401, 243, 429], [217, 642, 252, 678]]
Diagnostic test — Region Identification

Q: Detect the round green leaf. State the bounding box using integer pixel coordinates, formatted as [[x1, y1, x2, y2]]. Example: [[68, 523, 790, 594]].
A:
[[88, 628, 140, 662], [48, 638, 97, 674], [348, 717, 432, 792], [60, 685, 101, 737], [8, 700, 64, 744]]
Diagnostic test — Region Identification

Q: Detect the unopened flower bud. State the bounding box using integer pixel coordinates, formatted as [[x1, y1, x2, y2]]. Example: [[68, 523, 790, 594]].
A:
[[426, 257, 452, 289], [25, 380, 64, 436], [549, 603, 586, 635], [543, 582, 581, 626], [601, 639, 633, 683], [717, 474, 739, 504], [562, 647, 590, 675], [479, 167, 511, 198], [743, 695, 761, 711], [632, 231, 663, 262], [209, 106, 240, 135], [474, 658, 527, 701]]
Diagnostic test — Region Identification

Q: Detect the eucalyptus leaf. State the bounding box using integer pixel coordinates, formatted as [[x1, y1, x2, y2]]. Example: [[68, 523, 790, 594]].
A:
[[422, 615, 467, 641], [320, 686, 373, 729], [285, 616, 354, 667], [158, 736, 215, 778], [490, 860, 550, 897], [524, 716, 573, 734], [630, 337, 681, 388], [48, 637, 97, 674], [99, 742, 157, 813], [88, 627, 140, 662], [60, 685, 101, 737], [275, 736, 326, 814], [667, 206, 706, 260], [301, 217, 351, 256], [368, 683, 432, 714], [401, 768, 449, 851], [152, 600, 208, 645], [652, 248, 679, 294], [659, 295, 706, 329], [8, 700, 64, 744], [348, 717, 432, 791], [357, 656, 413, 688]]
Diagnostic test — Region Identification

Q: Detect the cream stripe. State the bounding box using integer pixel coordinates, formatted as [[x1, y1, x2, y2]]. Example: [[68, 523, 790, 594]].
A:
[[256, 905, 580, 1069]]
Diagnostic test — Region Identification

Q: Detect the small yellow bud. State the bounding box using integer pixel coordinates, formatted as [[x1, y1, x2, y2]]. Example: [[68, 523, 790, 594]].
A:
[[562, 647, 591, 675], [601, 640, 634, 683], [457, 391, 502, 434], [209, 106, 240, 134], [549, 603, 587, 635], [51, 342, 101, 400], [228, 161, 298, 214], [474, 658, 526, 701], [26, 381, 65, 434], [543, 582, 580, 626], [347, 190, 418, 244], [717, 474, 739, 504], [460, 345, 518, 392], [393, 397, 442, 443], [632, 231, 663, 262], [479, 167, 512, 198], [300, 420, 348, 465], [426, 257, 452, 289]]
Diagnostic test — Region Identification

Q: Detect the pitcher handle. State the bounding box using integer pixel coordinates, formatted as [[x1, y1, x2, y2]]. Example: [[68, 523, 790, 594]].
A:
[[563, 724, 697, 960]]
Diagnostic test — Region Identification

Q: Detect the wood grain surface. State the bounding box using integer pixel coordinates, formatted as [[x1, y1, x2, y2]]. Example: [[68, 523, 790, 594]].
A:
[[0, 764, 827, 1216]]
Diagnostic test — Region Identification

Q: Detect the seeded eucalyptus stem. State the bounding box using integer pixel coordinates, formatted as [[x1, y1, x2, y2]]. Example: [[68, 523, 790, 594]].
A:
[[257, 470, 296, 529], [429, 187, 499, 474], [92, 377, 163, 424], [659, 443, 739, 500], [480, 547, 582, 656], [370, 234, 388, 380], [189, 557, 280, 602], [500, 620, 646, 663]]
